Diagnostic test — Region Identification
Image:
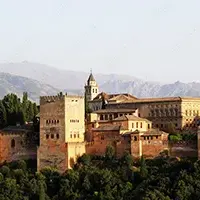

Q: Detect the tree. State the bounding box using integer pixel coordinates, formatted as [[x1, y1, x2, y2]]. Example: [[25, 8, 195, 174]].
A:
[[27, 101, 34, 122], [33, 103, 38, 117], [105, 145, 115, 160], [77, 154, 91, 166], [22, 92, 28, 121], [140, 156, 148, 178], [0, 100, 7, 128]]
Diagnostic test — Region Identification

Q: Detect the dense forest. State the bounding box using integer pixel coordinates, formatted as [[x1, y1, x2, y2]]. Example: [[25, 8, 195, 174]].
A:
[[0, 146, 199, 200], [0, 92, 38, 128]]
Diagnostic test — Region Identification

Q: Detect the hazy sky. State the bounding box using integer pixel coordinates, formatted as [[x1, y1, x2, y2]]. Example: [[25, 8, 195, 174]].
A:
[[0, 0, 200, 83]]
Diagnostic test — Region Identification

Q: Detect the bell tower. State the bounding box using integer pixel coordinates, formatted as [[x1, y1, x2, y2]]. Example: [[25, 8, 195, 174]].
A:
[[84, 70, 99, 101]]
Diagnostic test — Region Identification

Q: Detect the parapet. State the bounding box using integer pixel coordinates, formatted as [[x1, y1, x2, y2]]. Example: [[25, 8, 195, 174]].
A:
[[40, 94, 84, 105], [40, 95, 64, 105], [65, 95, 84, 99]]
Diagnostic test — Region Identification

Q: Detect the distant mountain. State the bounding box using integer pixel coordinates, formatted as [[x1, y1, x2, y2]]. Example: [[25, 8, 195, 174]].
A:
[[0, 72, 60, 102], [0, 61, 142, 90], [0, 61, 200, 98], [100, 80, 200, 97]]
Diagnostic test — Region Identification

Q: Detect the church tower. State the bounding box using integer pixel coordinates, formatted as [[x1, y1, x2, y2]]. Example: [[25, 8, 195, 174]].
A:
[[85, 71, 99, 101]]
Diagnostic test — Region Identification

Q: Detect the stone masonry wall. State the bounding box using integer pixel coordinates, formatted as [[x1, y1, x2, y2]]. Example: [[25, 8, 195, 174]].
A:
[[0, 133, 37, 164]]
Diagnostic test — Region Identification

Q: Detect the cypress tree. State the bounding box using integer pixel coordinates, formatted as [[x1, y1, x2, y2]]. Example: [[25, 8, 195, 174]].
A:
[[0, 100, 7, 128]]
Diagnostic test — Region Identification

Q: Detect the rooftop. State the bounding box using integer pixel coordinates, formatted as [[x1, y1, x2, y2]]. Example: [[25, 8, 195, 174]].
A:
[[114, 115, 151, 123], [92, 124, 122, 131], [92, 92, 137, 101], [87, 73, 96, 83], [94, 108, 137, 114]]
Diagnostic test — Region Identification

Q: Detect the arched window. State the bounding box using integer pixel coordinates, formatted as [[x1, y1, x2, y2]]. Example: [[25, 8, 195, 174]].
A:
[[100, 115, 103, 120], [56, 134, 59, 139], [11, 139, 15, 148]]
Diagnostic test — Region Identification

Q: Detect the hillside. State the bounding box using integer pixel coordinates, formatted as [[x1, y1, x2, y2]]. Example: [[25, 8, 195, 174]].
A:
[[0, 61, 200, 98], [0, 72, 60, 102]]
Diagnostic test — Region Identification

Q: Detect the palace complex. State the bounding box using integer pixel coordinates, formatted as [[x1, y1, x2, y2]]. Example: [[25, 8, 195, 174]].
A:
[[86, 73, 200, 131], [1, 72, 200, 172]]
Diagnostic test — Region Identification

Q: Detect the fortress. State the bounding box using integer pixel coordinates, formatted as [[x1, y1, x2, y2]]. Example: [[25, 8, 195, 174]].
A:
[[1, 72, 200, 172]]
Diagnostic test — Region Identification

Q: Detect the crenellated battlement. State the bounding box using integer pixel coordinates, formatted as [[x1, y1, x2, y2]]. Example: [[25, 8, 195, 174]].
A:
[[40, 95, 64, 104], [40, 94, 84, 104]]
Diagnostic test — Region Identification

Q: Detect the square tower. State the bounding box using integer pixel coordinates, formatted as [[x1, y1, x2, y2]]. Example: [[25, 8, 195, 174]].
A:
[[37, 94, 85, 172]]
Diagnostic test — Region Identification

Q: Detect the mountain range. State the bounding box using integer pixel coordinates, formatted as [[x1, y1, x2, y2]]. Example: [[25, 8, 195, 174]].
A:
[[0, 61, 200, 102]]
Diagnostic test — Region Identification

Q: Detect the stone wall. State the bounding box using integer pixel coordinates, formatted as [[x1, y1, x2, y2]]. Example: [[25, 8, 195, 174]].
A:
[[38, 96, 66, 172], [86, 130, 120, 156], [0, 132, 37, 164]]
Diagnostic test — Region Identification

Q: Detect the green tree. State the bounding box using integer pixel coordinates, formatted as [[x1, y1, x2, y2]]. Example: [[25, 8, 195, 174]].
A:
[[105, 145, 115, 160], [0, 100, 7, 128], [33, 103, 38, 117], [22, 92, 28, 121], [27, 101, 34, 121], [140, 156, 148, 179]]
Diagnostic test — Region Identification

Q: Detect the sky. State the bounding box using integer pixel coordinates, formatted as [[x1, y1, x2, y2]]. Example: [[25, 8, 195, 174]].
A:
[[0, 0, 200, 83]]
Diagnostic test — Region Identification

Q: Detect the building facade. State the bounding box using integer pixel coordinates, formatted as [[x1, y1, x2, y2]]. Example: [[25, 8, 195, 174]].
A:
[[85, 74, 200, 131], [37, 94, 85, 172], [86, 114, 168, 158]]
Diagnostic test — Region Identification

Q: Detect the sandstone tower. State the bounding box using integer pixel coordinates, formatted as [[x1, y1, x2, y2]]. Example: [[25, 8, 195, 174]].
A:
[[37, 94, 85, 172], [84, 72, 99, 101]]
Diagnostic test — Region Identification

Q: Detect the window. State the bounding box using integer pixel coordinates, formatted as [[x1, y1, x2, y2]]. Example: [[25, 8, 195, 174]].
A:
[[148, 124, 150, 129], [46, 134, 49, 139], [114, 113, 118, 118], [57, 120, 59, 123], [132, 123, 134, 128], [78, 134, 80, 138], [70, 134, 72, 138], [134, 136, 137, 141], [140, 122, 142, 128], [51, 134, 54, 139], [96, 89, 98, 93], [136, 122, 138, 128], [74, 134, 76, 138], [11, 139, 15, 148], [56, 134, 59, 139], [101, 135, 104, 140], [156, 136, 158, 139]]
